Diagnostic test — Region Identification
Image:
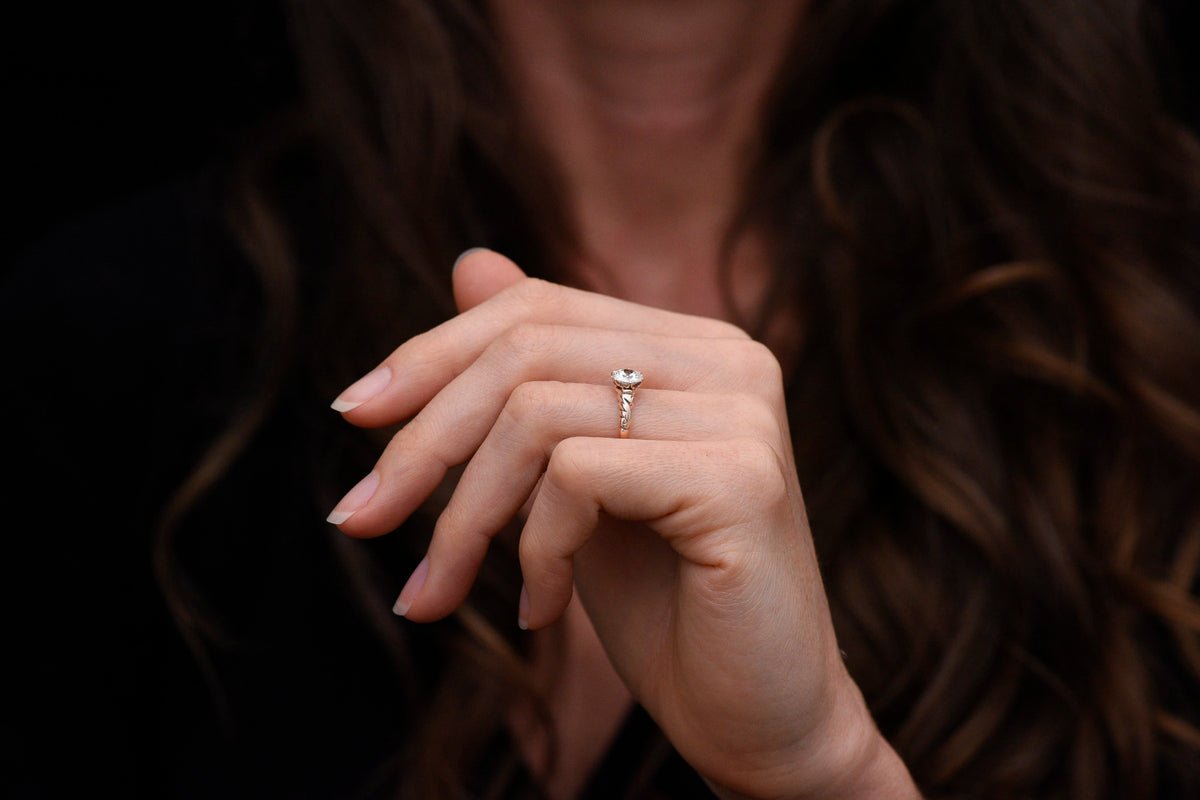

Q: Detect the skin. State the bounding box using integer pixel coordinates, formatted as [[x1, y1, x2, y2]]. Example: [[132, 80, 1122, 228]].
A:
[[327, 2, 924, 797], [328, 253, 921, 799], [486, 0, 799, 318]]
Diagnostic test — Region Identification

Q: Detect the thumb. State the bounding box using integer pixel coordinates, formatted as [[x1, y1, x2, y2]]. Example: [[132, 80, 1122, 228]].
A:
[[452, 248, 528, 312]]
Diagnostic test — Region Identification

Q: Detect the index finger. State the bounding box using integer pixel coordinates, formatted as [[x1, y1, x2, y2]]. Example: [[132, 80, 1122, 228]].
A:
[[331, 250, 751, 427]]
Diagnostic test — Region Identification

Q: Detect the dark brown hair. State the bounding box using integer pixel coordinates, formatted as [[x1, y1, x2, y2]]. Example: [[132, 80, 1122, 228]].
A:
[[158, 0, 1200, 797]]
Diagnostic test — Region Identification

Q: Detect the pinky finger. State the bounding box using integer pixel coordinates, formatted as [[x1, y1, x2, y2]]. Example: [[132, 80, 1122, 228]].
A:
[[516, 435, 791, 630]]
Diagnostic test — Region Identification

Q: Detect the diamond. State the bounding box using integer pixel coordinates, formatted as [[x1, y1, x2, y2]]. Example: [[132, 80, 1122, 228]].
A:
[[611, 368, 643, 389]]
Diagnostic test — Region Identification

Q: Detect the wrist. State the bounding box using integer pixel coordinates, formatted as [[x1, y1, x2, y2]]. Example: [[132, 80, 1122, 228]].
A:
[[706, 671, 922, 800]]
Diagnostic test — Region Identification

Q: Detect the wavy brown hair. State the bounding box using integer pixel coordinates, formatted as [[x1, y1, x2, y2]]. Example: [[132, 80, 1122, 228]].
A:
[[157, 0, 1200, 797]]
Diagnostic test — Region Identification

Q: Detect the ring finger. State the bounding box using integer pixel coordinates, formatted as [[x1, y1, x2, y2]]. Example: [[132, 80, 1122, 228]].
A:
[[401, 382, 782, 618]]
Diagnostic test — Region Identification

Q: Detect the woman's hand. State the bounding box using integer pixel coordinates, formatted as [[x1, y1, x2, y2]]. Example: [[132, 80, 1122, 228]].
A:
[[327, 249, 919, 799]]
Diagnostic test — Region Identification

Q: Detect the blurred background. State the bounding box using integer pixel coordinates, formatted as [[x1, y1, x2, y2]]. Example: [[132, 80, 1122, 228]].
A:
[[5, 0, 295, 268], [5, 0, 1198, 274]]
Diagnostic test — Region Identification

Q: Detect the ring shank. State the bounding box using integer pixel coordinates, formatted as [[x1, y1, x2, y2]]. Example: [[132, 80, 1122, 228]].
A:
[[617, 387, 635, 437]]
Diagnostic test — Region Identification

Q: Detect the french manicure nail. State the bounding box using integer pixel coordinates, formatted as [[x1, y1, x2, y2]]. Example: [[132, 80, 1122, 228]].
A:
[[393, 557, 430, 617], [452, 247, 490, 274], [325, 470, 380, 524], [331, 365, 392, 412], [517, 584, 530, 631]]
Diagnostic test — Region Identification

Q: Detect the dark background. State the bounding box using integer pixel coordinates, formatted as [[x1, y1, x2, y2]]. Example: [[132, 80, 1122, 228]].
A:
[[5, 1, 1199, 273], [6, 1, 295, 268]]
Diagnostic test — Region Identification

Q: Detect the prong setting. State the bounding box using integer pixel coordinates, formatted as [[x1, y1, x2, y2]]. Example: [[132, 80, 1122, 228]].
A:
[[611, 368, 644, 390]]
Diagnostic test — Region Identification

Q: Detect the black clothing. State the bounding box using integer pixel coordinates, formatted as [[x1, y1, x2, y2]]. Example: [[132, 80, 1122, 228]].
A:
[[1, 175, 713, 799]]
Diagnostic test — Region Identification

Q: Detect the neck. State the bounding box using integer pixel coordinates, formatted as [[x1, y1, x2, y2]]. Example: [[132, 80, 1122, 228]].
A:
[[489, 0, 806, 318]]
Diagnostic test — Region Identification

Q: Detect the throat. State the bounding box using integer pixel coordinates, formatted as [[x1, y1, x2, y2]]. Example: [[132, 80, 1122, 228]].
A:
[[488, 0, 807, 323], [573, 222, 775, 328]]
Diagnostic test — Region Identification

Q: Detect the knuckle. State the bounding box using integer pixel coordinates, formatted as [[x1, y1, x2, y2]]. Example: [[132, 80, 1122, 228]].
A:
[[509, 277, 561, 312], [506, 381, 556, 419], [731, 394, 781, 439], [736, 340, 785, 391], [380, 424, 413, 461], [509, 321, 559, 358], [704, 318, 754, 340], [502, 381, 566, 435], [517, 525, 541, 567], [492, 321, 558, 364], [518, 531, 573, 587], [544, 437, 594, 495], [390, 329, 450, 377], [726, 438, 789, 504]]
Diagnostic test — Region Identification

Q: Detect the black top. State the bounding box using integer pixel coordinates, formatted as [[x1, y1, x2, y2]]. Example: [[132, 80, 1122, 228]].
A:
[[0, 174, 714, 799]]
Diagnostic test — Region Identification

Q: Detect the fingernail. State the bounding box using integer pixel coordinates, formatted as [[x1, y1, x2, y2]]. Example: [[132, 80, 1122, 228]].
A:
[[326, 470, 380, 524], [517, 584, 530, 630], [331, 365, 392, 412], [452, 247, 490, 274], [393, 557, 430, 617]]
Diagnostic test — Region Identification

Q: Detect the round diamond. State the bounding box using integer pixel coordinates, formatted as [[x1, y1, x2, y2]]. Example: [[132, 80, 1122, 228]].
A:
[[611, 368, 643, 389]]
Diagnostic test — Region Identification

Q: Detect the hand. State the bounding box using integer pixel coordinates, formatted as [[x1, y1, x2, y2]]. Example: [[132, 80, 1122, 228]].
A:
[[328, 249, 919, 799]]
